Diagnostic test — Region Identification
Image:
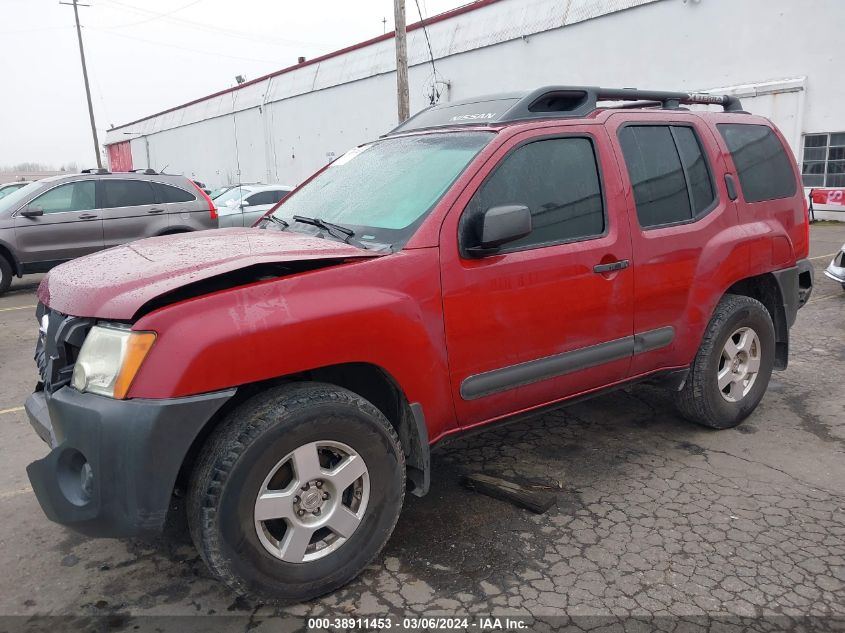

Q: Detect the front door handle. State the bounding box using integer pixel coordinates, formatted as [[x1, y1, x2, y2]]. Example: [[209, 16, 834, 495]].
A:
[[78, 214, 98, 220], [593, 259, 630, 273], [148, 208, 164, 214]]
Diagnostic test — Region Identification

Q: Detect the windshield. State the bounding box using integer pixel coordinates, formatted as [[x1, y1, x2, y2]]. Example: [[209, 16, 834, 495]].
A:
[[215, 186, 253, 207], [270, 131, 493, 248], [0, 181, 43, 215]]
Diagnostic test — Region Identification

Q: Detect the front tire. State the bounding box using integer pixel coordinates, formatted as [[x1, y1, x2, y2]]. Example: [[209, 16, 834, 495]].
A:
[[188, 382, 406, 604], [675, 294, 775, 429]]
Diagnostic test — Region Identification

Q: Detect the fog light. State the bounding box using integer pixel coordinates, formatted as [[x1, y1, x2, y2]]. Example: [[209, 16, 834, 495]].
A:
[[57, 449, 93, 506]]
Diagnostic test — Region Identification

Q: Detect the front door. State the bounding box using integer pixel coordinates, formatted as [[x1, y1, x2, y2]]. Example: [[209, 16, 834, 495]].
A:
[[13, 180, 103, 267], [440, 126, 635, 426]]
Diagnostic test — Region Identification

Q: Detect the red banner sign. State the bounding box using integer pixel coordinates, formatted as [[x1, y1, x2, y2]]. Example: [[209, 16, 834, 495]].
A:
[[811, 189, 845, 206]]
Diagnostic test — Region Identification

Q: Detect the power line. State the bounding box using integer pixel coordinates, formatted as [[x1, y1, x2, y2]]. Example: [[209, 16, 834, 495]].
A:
[[96, 0, 325, 49], [100, 0, 204, 28], [87, 26, 287, 65], [413, 0, 441, 104]]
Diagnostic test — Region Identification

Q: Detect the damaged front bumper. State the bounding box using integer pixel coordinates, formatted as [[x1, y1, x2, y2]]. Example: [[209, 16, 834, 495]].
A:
[[25, 386, 234, 538]]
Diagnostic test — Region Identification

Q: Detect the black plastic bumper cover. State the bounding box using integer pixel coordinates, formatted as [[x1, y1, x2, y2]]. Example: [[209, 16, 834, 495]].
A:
[[772, 258, 814, 327], [25, 386, 235, 538]]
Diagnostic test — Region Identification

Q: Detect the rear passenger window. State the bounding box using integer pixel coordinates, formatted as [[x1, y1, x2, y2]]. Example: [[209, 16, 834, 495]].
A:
[[618, 125, 715, 229], [155, 183, 195, 203], [246, 191, 276, 206], [718, 124, 797, 202], [466, 137, 605, 251], [101, 180, 157, 208]]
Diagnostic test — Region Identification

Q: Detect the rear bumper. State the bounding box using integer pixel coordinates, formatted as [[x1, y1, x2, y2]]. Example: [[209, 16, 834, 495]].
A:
[[25, 386, 234, 538]]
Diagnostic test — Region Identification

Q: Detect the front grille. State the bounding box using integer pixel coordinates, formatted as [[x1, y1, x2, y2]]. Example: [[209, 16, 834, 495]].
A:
[[34, 304, 93, 393]]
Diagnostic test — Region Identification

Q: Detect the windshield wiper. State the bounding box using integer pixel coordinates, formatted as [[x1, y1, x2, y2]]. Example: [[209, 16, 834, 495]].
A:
[[265, 214, 289, 229], [293, 215, 355, 241]]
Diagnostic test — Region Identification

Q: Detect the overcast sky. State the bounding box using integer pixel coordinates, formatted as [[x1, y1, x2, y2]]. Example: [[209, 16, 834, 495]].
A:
[[0, 0, 465, 168]]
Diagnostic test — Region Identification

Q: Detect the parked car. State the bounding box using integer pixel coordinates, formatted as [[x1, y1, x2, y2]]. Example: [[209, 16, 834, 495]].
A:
[[216, 184, 293, 227], [824, 243, 845, 290], [24, 86, 813, 604], [0, 181, 32, 199], [0, 169, 216, 294], [208, 186, 233, 200]]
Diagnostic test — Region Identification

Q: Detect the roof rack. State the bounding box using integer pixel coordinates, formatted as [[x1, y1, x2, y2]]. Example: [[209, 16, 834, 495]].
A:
[[130, 168, 159, 175], [81, 167, 111, 174], [388, 85, 746, 135]]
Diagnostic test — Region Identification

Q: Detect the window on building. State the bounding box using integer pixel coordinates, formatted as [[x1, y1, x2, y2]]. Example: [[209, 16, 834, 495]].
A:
[[101, 180, 157, 208], [155, 183, 195, 203], [618, 125, 715, 228], [801, 132, 845, 188], [717, 124, 797, 202], [30, 181, 95, 213], [465, 137, 605, 251]]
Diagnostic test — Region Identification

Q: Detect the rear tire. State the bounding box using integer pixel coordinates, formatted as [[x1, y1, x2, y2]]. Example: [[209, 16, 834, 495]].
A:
[[675, 294, 775, 429], [187, 382, 405, 604], [0, 256, 12, 295]]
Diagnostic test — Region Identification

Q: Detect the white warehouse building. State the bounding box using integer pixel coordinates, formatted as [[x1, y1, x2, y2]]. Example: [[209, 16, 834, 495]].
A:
[[104, 0, 845, 219]]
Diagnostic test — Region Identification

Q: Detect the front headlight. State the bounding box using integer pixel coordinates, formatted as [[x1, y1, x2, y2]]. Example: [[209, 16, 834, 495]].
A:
[[71, 325, 156, 399]]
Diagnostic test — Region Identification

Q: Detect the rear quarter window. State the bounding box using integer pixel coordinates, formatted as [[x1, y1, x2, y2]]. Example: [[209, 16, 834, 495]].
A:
[[717, 124, 797, 202], [155, 183, 196, 203]]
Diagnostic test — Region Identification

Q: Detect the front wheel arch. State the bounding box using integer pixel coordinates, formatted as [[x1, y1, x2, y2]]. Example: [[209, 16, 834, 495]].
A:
[[172, 363, 429, 508]]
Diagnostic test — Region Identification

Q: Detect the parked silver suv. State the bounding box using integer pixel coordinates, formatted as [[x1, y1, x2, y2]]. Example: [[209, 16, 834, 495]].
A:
[[0, 169, 217, 294]]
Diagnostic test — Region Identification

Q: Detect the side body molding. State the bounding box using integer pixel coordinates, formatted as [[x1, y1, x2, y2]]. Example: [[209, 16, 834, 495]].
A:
[[461, 327, 675, 401]]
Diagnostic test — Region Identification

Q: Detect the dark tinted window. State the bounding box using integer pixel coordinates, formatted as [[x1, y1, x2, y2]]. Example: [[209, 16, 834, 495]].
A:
[[31, 181, 95, 214], [155, 183, 195, 203], [466, 137, 604, 250], [718, 124, 797, 202], [618, 126, 692, 227], [673, 126, 715, 214], [101, 180, 157, 208]]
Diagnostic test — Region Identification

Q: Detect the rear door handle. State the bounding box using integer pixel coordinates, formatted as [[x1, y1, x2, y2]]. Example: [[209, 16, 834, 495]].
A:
[[148, 208, 164, 214], [593, 259, 630, 273], [78, 214, 98, 220]]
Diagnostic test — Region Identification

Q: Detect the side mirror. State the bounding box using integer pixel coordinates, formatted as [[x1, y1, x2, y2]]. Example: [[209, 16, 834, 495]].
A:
[[465, 205, 532, 257], [226, 199, 237, 208], [19, 206, 44, 218]]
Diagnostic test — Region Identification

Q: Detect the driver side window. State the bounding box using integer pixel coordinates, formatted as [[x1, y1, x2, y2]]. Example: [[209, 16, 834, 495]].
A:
[[30, 181, 95, 214], [463, 137, 605, 251]]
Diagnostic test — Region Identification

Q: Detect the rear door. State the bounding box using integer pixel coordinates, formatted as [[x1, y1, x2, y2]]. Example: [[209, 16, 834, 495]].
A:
[[100, 178, 167, 247], [439, 125, 635, 426], [13, 180, 103, 266], [606, 112, 740, 375]]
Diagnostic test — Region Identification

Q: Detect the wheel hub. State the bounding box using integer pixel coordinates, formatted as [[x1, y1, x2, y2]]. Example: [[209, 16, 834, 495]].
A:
[[718, 326, 762, 403], [296, 481, 327, 514], [253, 440, 370, 563]]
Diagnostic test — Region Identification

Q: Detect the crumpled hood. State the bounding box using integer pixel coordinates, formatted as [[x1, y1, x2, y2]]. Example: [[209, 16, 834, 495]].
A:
[[38, 228, 378, 320]]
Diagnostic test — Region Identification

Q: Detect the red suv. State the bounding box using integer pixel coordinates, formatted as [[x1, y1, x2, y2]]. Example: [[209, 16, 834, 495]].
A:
[[24, 87, 813, 603]]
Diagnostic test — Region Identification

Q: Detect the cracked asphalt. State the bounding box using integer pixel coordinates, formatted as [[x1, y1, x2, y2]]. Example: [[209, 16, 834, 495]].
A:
[[0, 224, 843, 632]]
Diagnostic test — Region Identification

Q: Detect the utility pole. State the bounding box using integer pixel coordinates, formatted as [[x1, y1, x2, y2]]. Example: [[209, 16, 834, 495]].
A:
[[61, 0, 102, 169], [393, 0, 410, 123]]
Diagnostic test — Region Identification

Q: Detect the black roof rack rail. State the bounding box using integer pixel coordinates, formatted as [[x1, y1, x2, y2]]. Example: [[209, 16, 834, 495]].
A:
[[129, 168, 158, 175], [387, 85, 746, 135], [81, 167, 111, 174]]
